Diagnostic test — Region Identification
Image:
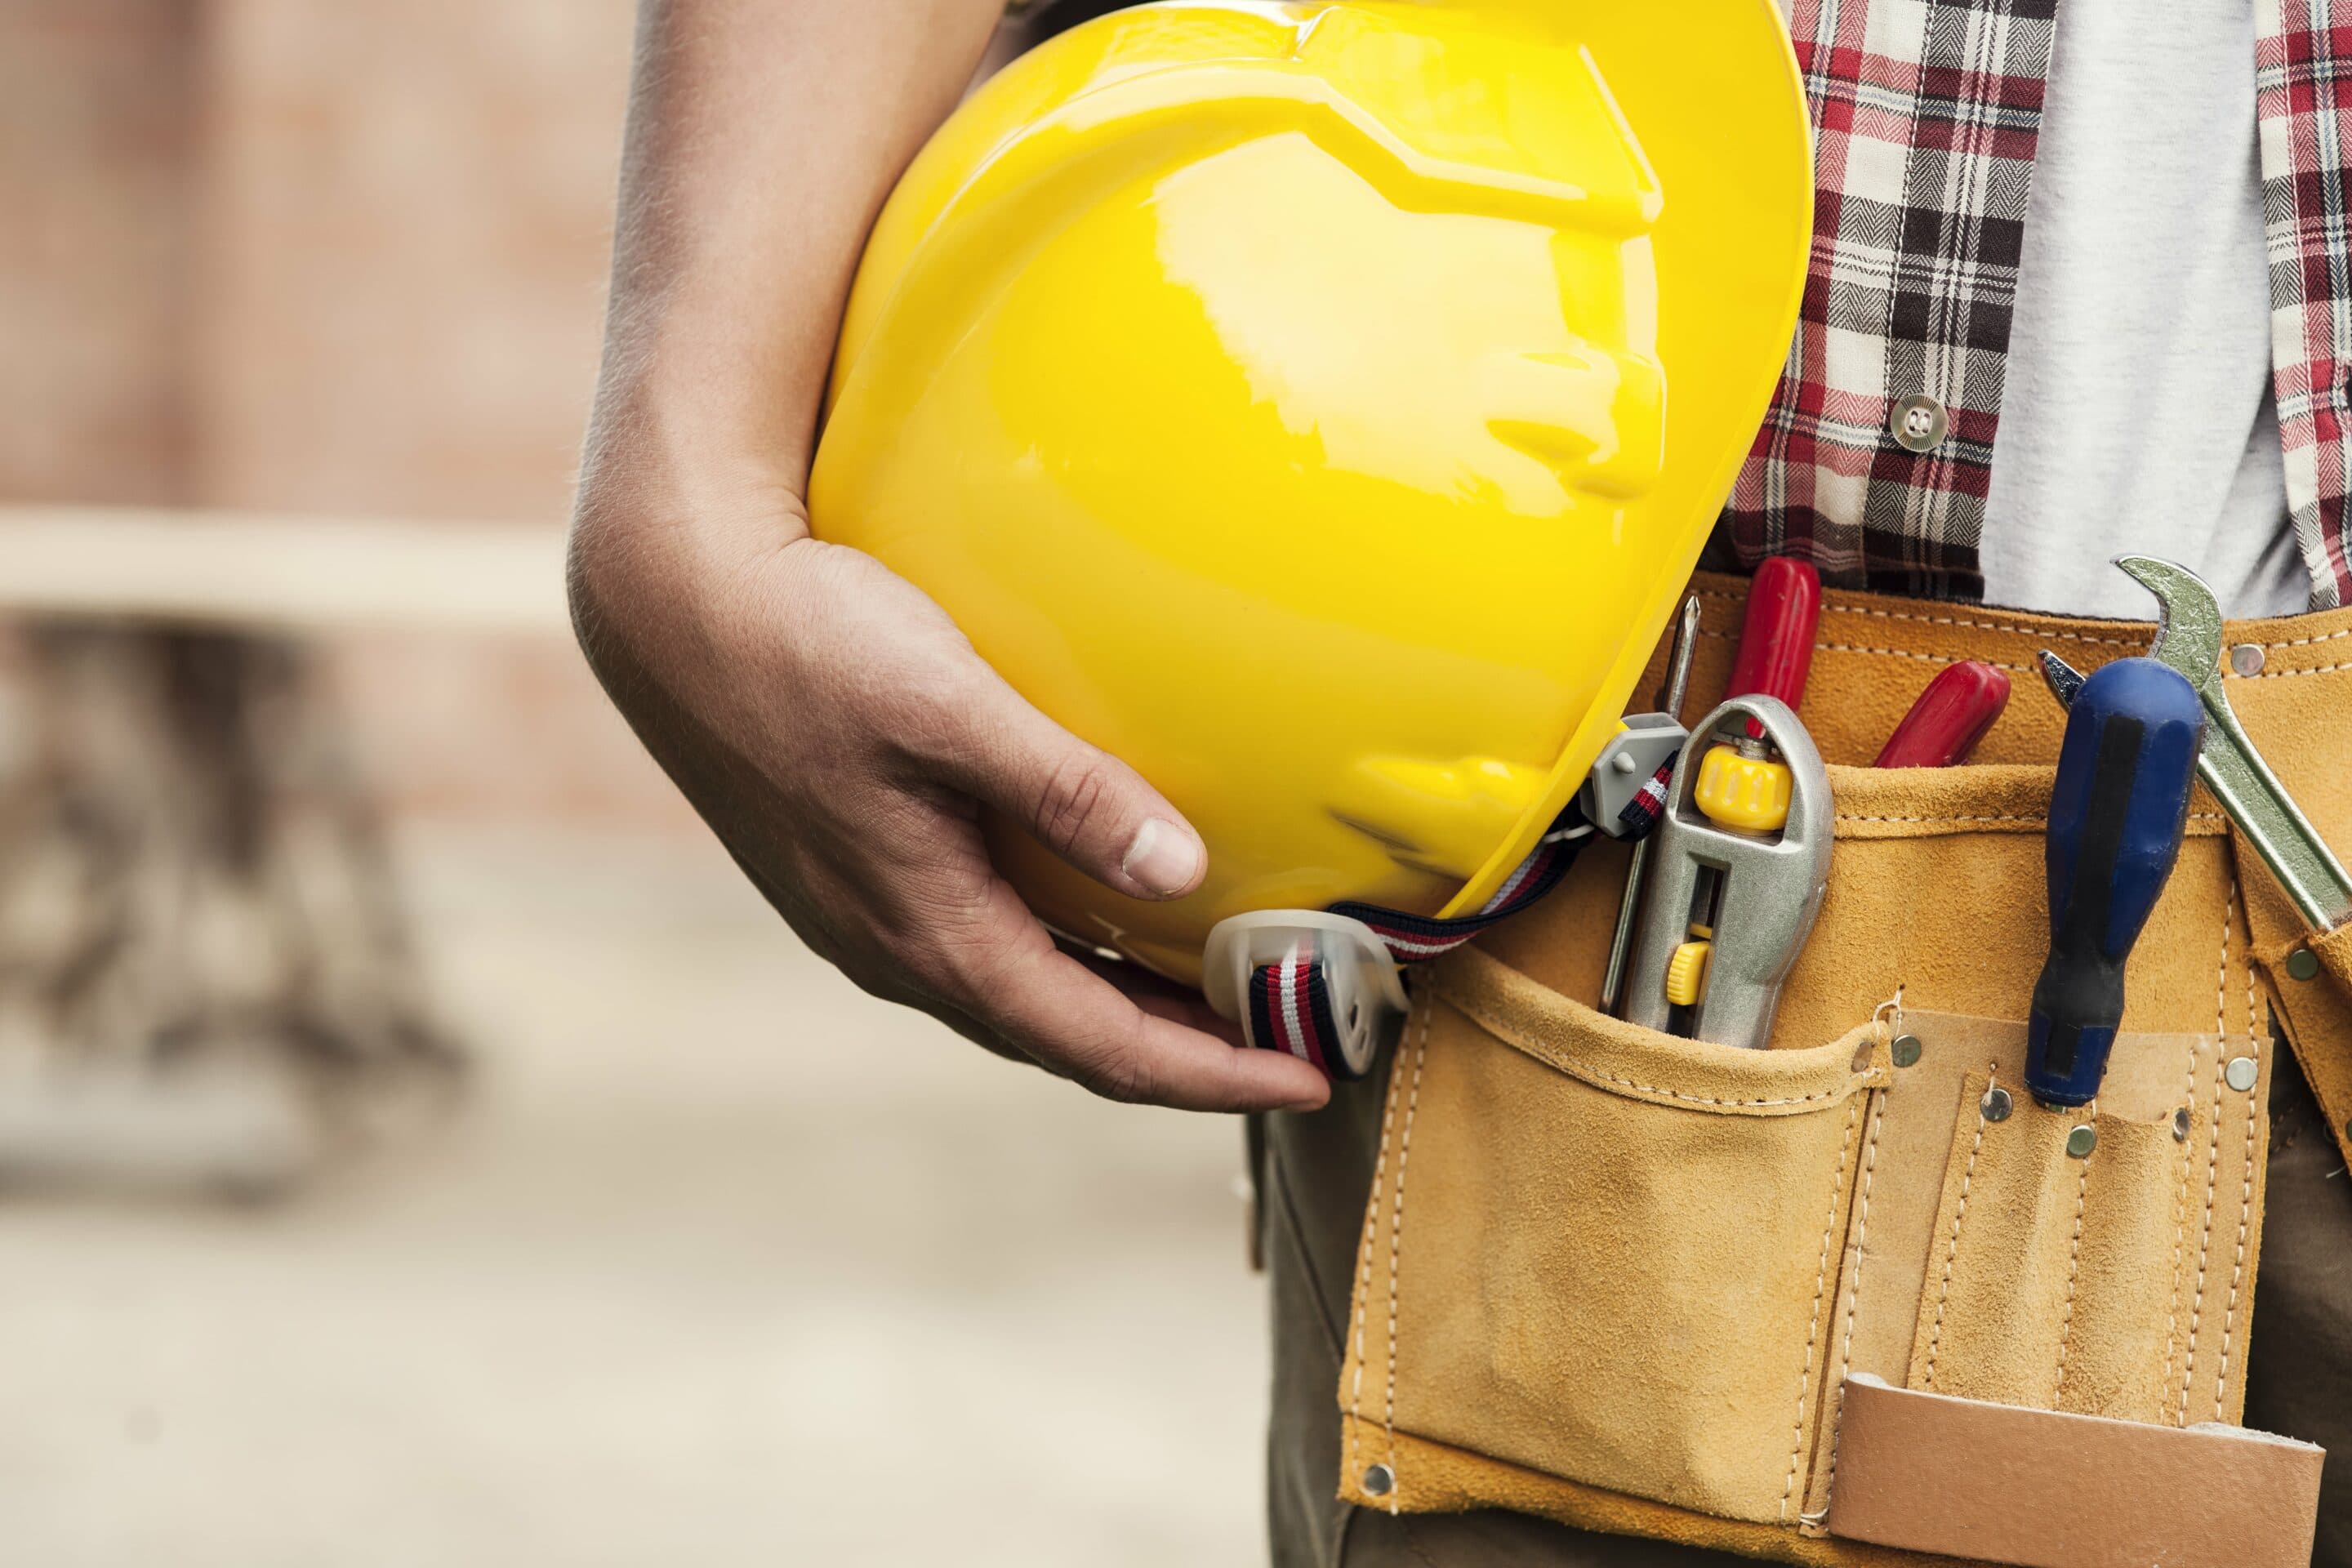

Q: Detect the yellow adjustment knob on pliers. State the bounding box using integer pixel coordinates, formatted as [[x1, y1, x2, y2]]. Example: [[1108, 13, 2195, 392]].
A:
[[1695, 742, 1793, 833]]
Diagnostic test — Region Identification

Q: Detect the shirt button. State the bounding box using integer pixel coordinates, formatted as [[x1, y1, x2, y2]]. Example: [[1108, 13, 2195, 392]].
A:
[[1890, 393, 1949, 453]]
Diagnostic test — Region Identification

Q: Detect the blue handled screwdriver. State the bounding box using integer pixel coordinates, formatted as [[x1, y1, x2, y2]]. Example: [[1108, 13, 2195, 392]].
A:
[[2026, 657, 2205, 1107]]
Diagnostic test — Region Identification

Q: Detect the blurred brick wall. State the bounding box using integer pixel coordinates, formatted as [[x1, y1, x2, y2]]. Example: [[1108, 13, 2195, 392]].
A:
[[0, 0, 692, 831], [0, 2, 197, 506], [194, 0, 682, 828], [196, 0, 629, 519]]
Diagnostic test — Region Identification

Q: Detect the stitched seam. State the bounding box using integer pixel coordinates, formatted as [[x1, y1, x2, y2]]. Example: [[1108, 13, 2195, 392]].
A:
[[2216, 1066, 2256, 1410], [1817, 603, 2145, 645], [1817, 641, 2041, 674], [1780, 1096, 1861, 1522], [2243, 658, 2352, 678], [1838, 813, 2046, 826], [1348, 1001, 1414, 1495], [1380, 1002, 1431, 1512], [2052, 1120, 2093, 1409], [1820, 1085, 1888, 1512], [2184, 1048, 2226, 1424], [1834, 812, 2228, 826], [1441, 993, 1868, 1107], [1820, 644, 2352, 678], [2217, 911, 2260, 1411], [2163, 1097, 2191, 1410], [2162, 940, 2208, 1423], [2247, 624, 2352, 649], [1923, 1074, 1992, 1391], [1701, 583, 2352, 653], [2181, 893, 2234, 1424]]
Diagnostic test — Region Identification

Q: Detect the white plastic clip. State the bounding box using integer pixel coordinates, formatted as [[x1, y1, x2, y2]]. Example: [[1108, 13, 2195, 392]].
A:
[[1200, 911, 1409, 1080]]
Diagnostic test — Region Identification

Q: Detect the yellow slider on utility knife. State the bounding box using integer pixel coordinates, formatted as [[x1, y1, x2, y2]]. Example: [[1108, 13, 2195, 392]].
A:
[[1664, 929, 1713, 1006]]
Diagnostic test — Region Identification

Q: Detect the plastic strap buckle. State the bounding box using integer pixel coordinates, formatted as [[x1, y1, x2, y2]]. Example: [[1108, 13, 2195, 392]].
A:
[[1578, 713, 1689, 840], [1201, 911, 1409, 1081]]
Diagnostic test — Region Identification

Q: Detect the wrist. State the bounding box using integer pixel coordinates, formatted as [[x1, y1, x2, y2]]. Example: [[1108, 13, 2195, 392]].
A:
[[593, 243, 844, 464], [581, 359, 809, 519]]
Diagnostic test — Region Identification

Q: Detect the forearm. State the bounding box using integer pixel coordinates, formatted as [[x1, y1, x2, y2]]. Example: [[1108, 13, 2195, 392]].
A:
[[560, 0, 1320, 1114], [586, 0, 1006, 506]]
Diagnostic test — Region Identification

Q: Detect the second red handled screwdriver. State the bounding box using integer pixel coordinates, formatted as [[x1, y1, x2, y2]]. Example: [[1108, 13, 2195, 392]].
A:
[[1874, 661, 2011, 768]]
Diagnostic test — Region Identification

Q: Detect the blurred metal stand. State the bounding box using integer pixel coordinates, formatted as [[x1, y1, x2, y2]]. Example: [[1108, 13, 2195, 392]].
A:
[[0, 0, 603, 1196], [0, 509, 565, 1196], [0, 626, 457, 1196]]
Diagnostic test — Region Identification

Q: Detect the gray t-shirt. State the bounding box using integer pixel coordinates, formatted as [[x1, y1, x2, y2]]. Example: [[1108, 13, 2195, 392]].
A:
[[1978, 0, 2313, 619]]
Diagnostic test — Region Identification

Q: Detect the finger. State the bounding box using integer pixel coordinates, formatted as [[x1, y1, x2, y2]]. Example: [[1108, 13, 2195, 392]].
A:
[[1055, 938, 1246, 1049], [918, 671, 1207, 902], [943, 895, 1326, 1111], [1126, 987, 1247, 1050]]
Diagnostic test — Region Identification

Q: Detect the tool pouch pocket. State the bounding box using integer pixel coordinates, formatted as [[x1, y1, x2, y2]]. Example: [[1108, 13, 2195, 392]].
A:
[[1335, 947, 1886, 1526], [1905, 1080, 2189, 1423], [1337, 763, 2312, 1566]]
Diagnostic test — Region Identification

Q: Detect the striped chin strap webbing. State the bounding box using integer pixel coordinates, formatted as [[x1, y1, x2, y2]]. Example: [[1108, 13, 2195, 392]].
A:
[[1243, 808, 1595, 1078]]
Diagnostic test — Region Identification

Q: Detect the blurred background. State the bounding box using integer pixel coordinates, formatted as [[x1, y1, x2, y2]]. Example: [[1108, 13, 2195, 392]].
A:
[[0, 3, 1267, 1562]]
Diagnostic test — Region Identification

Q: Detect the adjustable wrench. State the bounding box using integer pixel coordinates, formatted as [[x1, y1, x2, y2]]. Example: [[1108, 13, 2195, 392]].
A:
[[2038, 557, 2352, 936]]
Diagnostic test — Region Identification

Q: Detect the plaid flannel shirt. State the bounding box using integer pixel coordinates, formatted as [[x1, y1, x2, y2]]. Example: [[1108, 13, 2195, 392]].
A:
[[1717, 0, 2352, 609]]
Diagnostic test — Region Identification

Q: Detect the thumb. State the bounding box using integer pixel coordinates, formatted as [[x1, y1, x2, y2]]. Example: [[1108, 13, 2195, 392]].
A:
[[925, 672, 1206, 902]]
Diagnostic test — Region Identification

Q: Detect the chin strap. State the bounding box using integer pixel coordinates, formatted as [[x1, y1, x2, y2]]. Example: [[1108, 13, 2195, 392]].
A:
[[1241, 809, 1597, 1078]]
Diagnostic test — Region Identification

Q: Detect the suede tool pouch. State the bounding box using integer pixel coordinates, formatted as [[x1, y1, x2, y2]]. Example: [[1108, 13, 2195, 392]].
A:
[[1335, 760, 2307, 1568]]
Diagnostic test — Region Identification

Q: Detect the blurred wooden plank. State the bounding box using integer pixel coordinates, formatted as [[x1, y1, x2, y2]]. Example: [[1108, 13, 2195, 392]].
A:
[[0, 504, 570, 634]]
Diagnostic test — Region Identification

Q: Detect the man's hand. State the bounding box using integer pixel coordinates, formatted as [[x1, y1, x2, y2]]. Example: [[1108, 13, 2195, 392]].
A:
[[572, 1, 1325, 1111], [570, 451, 1330, 1113]]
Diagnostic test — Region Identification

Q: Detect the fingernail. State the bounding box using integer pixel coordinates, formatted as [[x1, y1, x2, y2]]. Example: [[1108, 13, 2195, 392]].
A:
[[1121, 818, 1201, 898]]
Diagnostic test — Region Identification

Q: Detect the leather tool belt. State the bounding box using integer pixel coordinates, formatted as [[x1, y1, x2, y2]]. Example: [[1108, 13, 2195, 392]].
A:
[[1334, 572, 2351, 1567]]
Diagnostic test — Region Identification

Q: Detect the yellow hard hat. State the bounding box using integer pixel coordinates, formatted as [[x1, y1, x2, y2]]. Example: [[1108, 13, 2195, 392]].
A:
[[811, 1, 1811, 989]]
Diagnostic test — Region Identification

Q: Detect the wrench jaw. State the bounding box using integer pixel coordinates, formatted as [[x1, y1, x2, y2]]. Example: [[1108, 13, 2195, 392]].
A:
[[2057, 559, 2352, 935], [2115, 554, 2225, 692]]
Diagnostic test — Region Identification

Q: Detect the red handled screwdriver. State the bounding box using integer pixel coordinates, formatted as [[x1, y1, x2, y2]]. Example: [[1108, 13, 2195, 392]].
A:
[[1727, 556, 1821, 735], [1874, 661, 2011, 768], [1615, 559, 1822, 841]]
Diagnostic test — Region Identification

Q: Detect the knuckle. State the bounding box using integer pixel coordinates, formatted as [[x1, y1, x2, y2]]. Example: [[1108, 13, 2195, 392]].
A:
[[1067, 1022, 1161, 1106], [869, 665, 988, 780], [1031, 747, 1116, 854], [907, 902, 1029, 1004]]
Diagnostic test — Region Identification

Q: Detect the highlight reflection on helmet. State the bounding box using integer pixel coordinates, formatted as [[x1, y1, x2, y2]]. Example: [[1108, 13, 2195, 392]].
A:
[[813, 2, 1811, 982]]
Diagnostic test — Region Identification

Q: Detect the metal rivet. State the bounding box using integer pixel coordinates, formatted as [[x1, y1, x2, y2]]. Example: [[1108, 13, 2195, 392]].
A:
[[1889, 393, 1949, 453], [2230, 643, 2267, 677], [2066, 1125, 2097, 1158], [1891, 1033, 1923, 1067], [1361, 1463, 1395, 1497], [1981, 1085, 2013, 1122], [2287, 947, 2322, 982], [2225, 1056, 2259, 1093], [2173, 1107, 2192, 1142]]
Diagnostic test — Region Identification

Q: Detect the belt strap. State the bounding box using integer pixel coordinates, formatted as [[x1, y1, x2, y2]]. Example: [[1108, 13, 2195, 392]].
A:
[[1244, 811, 1594, 1076]]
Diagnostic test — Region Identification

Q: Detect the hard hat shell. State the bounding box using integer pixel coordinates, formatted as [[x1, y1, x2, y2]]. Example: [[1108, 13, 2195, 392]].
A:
[[812, 1, 1811, 984]]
